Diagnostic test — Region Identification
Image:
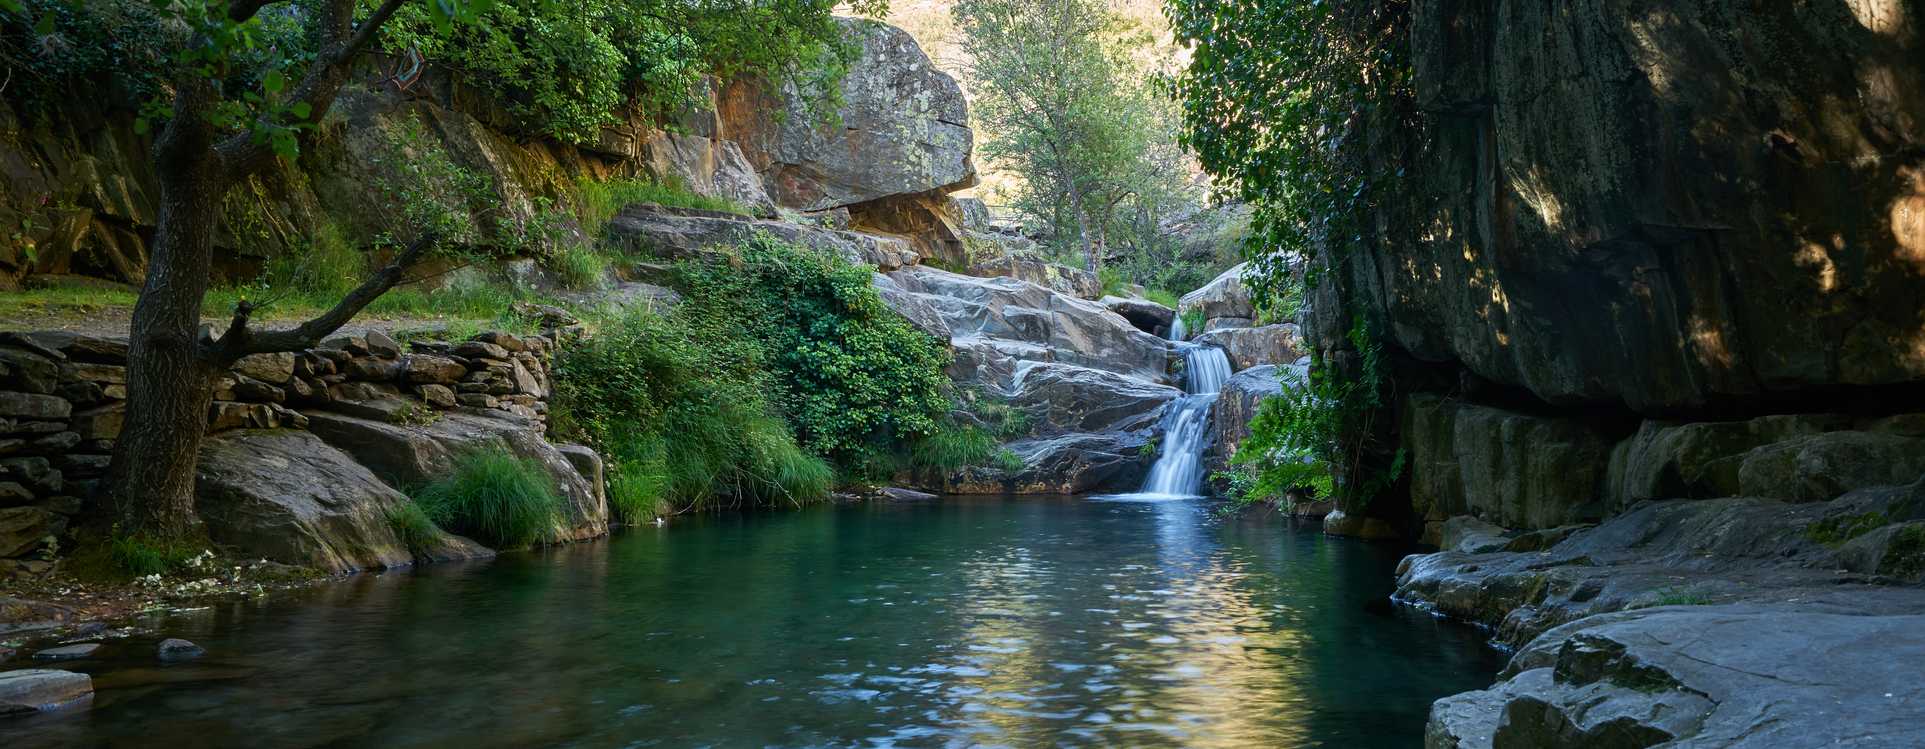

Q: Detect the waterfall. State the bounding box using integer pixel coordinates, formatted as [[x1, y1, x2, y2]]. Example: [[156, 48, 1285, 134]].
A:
[[1169, 313, 1188, 342], [1132, 342, 1232, 498]]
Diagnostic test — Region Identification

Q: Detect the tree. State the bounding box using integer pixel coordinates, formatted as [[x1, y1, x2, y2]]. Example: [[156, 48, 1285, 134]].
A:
[[23, 0, 879, 541], [953, 0, 1157, 275]]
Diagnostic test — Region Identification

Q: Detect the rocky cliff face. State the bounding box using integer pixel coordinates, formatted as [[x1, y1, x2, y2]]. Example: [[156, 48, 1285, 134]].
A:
[[1304, 4, 1925, 744], [1308, 1, 1925, 413]]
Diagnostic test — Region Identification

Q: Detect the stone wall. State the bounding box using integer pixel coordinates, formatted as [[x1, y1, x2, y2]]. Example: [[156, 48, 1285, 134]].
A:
[[0, 326, 606, 576]]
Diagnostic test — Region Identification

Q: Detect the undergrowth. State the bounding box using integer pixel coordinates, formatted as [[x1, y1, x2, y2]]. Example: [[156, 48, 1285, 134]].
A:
[[414, 449, 561, 549]]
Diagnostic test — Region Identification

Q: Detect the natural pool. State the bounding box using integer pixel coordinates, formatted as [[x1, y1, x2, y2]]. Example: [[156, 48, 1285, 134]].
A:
[[5, 496, 1502, 747]]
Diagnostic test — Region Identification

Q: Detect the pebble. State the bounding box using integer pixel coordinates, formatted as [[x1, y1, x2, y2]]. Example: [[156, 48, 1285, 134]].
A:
[[157, 638, 205, 661]]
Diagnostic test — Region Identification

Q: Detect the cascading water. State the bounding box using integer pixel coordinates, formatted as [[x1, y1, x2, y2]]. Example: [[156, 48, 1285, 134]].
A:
[[1131, 339, 1233, 498]]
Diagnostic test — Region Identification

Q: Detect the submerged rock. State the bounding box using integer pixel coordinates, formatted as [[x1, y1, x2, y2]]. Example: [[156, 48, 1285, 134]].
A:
[[156, 638, 204, 661], [0, 669, 91, 716], [31, 643, 99, 661]]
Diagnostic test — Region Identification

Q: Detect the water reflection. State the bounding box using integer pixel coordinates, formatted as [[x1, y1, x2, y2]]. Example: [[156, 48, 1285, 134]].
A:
[[3, 496, 1500, 748]]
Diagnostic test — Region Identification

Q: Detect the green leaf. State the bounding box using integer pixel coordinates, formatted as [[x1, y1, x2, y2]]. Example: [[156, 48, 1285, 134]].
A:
[[289, 102, 312, 120], [33, 11, 53, 34], [262, 70, 286, 94]]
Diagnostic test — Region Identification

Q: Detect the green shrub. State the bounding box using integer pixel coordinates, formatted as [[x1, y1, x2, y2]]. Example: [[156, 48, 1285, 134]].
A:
[[414, 449, 561, 549], [548, 243, 611, 290], [907, 425, 999, 473], [994, 449, 1027, 474], [1179, 308, 1205, 337], [385, 500, 444, 556]]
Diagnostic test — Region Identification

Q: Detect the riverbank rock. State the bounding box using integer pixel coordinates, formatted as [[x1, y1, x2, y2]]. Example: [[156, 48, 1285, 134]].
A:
[[968, 253, 1101, 300], [195, 430, 493, 574], [1208, 363, 1293, 469], [943, 431, 1156, 496], [0, 669, 91, 716], [1403, 394, 1616, 533], [156, 638, 204, 661], [302, 410, 607, 543], [1004, 362, 1180, 437], [31, 643, 99, 661]]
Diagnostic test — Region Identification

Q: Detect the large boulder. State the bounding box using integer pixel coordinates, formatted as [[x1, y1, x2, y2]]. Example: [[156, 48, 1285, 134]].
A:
[[1307, 1, 1925, 412], [1004, 362, 1180, 437], [0, 669, 92, 715], [1607, 413, 1925, 508], [968, 249, 1102, 300], [602, 204, 920, 271], [719, 19, 975, 212], [880, 265, 1171, 387], [1177, 263, 1255, 332], [1208, 363, 1295, 467], [195, 430, 491, 574], [1403, 394, 1615, 532], [1100, 295, 1176, 337], [302, 409, 607, 543], [1191, 323, 1302, 371], [941, 431, 1156, 496]]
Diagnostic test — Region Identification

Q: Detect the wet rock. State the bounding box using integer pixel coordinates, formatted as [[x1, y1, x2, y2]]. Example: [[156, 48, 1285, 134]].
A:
[[156, 638, 205, 661], [879, 487, 937, 502], [32, 643, 100, 661], [0, 669, 92, 716], [1191, 323, 1302, 372]]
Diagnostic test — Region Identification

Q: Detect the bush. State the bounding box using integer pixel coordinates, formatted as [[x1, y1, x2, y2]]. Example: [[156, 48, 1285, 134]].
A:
[[1142, 288, 1180, 309], [548, 243, 611, 290], [385, 500, 444, 556], [906, 425, 998, 473], [676, 234, 954, 469], [414, 449, 561, 548]]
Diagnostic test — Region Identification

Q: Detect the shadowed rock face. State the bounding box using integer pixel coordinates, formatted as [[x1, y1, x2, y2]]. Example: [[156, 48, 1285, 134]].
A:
[[1307, 1, 1925, 413], [720, 18, 976, 213]]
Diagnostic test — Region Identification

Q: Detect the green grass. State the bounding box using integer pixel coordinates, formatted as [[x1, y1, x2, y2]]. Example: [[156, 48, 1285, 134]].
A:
[[968, 396, 1032, 439], [994, 448, 1027, 474], [414, 449, 562, 549], [576, 175, 753, 234], [906, 425, 999, 473], [1179, 308, 1206, 337], [547, 243, 610, 290], [108, 534, 202, 576], [385, 500, 444, 556], [1142, 288, 1180, 309]]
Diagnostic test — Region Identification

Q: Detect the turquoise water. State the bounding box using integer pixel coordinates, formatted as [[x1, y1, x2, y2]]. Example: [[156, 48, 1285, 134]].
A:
[[6, 496, 1501, 747]]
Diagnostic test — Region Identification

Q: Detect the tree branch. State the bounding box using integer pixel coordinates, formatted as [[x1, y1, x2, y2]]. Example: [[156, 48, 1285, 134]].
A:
[[204, 232, 437, 362]]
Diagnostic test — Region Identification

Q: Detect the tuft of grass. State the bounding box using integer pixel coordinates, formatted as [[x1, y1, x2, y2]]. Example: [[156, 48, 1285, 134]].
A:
[[385, 500, 444, 556], [548, 243, 610, 290], [994, 448, 1027, 474], [414, 449, 561, 549], [576, 175, 753, 234], [1642, 586, 1714, 608], [109, 534, 201, 576], [907, 425, 999, 473]]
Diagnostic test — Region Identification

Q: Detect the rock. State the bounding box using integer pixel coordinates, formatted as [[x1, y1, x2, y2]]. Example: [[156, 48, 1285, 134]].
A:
[[1734, 430, 1925, 503], [1311, 1, 1925, 411], [31, 643, 100, 661], [0, 507, 63, 557], [156, 638, 204, 661], [880, 265, 1171, 386], [1605, 414, 1847, 508], [301, 410, 607, 543], [414, 384, 457, 409], [0, 669, 92, 715], [942, 431, 1154, 495], [1177, 263, 1254, 331], [1004, 362, 1181, 437], [719, 18, 975, 212], [452, 341, 511, 361], [555, 444, 605, 509], [342, 357, 401, 381], [1403, 394, 1614, 532], [401, 354, 468, 385], [22, 332, 126, 364], [196, 430, 492, 573], [602, 204, 920, 271], [29, 431, 79, 453], [1209, 363, 1294, 469], [1438, 515, 1514, 554], [870, 273, 953, 341], [1190, 324, 1302, 372], [229, 376, 286, 404], [968, 254, 1101, 300], [68, 403, 125, 440], [879, 487, 937, 501], [1099, 295, 1176, 337], [1, 457, 59, 494], [364, 331, 401, 359], [0, 392, 71, 420], [232, 352, 295, 384], [0, 347, 61, 394], [508, 359, 544, 397], [471, 331, 526, 353], [0, 481, 33, 506]]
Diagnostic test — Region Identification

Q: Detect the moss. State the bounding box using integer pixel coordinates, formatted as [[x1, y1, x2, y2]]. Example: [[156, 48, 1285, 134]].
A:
[[1805, 511, 1889, 547], [1879, 525, 1925, 580]]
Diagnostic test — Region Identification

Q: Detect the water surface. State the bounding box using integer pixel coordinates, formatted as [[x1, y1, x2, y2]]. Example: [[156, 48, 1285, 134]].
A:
[[7, 496, 1501, 747]]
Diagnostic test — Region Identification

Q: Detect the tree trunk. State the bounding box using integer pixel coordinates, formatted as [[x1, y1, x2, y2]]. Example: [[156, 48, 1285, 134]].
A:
[[104, 93, 228, 540]]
